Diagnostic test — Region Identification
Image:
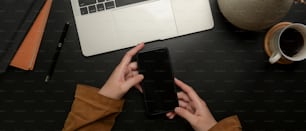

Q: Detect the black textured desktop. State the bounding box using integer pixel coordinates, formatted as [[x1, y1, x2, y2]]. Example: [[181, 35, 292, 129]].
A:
[[0, 0, 306, 130]]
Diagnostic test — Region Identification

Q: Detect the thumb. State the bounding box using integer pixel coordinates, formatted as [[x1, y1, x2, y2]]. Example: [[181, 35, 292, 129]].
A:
[[175, 107, 196, 124], [123, 74, 144, 90]]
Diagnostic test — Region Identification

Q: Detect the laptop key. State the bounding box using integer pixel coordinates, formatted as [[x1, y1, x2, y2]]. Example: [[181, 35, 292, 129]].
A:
[[80, 7, 88, 15], [79, 0, 96, 7], [98, 0, 105, 3], [88, 5, 97, 13], [97, 4, 105, 11], [105, 1, 115, 10]]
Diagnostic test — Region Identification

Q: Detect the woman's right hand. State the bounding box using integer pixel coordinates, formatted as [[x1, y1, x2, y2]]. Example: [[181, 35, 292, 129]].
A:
[[167, 78, 217, 131]]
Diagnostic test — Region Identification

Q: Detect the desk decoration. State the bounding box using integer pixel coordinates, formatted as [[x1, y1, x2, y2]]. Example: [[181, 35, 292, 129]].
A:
[[217, 0, 304, 31], [295, 0, 305, 3]]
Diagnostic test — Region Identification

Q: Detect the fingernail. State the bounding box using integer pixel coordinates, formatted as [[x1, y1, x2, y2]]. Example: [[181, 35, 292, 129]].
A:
[[139, 74, 144, 79]]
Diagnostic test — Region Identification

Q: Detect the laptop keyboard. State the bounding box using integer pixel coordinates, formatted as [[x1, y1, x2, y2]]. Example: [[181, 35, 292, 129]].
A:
[[78, 0, 148, 15], [79, 0, 116, 15]]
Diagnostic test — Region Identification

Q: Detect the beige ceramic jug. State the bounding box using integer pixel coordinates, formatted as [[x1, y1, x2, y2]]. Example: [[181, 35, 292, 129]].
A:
[[217, 0, 294, 31]]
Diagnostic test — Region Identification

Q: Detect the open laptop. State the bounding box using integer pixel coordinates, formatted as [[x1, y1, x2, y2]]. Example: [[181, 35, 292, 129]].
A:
[[70, 0, 214, 56]]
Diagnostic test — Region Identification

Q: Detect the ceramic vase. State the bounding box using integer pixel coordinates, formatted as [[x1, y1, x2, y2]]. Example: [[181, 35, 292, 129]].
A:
[[217, 0, 294, 31]]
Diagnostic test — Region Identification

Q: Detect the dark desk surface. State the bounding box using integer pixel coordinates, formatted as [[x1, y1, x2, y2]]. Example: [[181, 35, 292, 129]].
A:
[[1, 0, 306, 130]]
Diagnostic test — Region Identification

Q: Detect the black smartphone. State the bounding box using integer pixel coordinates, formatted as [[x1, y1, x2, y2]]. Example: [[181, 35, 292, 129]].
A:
[[137, 47, 178, 116]]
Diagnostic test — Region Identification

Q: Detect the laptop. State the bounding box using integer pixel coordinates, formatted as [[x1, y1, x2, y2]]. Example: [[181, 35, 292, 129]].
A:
[[0, 0, 46, 73], [70, 0, 214, 56]]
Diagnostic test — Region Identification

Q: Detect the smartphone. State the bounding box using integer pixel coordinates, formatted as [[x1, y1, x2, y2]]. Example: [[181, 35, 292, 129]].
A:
[[137, 47, 178, 116]]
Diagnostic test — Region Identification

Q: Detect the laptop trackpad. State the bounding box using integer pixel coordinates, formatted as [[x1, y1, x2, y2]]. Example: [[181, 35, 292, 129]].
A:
[[113, 0, 177, 46]]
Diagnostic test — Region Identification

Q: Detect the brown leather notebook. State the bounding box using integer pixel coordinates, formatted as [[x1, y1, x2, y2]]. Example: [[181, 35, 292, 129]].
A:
[[10, 0, 53, 70]]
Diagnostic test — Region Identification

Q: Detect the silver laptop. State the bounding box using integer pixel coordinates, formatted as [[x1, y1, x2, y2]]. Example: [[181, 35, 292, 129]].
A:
[[71, 0, 214, 56]]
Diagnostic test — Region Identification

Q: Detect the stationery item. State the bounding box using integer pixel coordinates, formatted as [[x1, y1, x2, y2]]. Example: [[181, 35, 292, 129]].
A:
[[0, 0, 46, 73], [264, 22, 306, 64], [45, 22, 70, 83], [10, 0, 53, 70], [70, 0, 214, 56]]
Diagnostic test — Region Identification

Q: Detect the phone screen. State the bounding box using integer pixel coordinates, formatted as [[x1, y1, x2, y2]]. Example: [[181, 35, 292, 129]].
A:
[[137, 48, 178, 116]]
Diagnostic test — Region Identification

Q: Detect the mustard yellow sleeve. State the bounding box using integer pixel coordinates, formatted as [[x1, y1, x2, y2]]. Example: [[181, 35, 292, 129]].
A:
[[209, 115, 242, 131], [63, 84, 124, 131]]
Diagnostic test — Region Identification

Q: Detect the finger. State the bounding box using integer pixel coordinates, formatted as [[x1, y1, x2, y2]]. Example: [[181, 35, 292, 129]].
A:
[[179, 100, 194, 113], [120, 43, 144, 68], [178, 100, 189, 108], [178, 92, 196, 109], [175, 78, 198, 98], [172, 113, 177, 118], [125, 71, 139, 79], [135, 84, 143, 93], [128, 62, 138, 70], [175, 78, 203, 109], [177, 92, 190, 102], [166, 112, 173, 117], [166, 112, 176, 119], [169, 113, 176, 119], [175, 107, 196, 124], [122, 74, 144, 90]]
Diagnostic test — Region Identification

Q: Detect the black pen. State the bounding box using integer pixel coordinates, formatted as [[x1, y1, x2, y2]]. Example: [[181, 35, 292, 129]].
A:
[[45, 22, 70, 83]]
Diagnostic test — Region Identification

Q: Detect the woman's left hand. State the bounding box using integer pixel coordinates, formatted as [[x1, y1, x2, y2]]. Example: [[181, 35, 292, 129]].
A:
[[98, 43, 145, 99]]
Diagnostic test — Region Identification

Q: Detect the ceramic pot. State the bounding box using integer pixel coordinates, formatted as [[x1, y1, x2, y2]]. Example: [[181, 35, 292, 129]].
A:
[[217, 0, 293, 31]]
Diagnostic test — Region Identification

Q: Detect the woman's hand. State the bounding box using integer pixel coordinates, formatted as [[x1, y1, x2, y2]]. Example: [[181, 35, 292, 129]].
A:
[[98, 43, 144, 99], [167, 78, 217, 131]]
